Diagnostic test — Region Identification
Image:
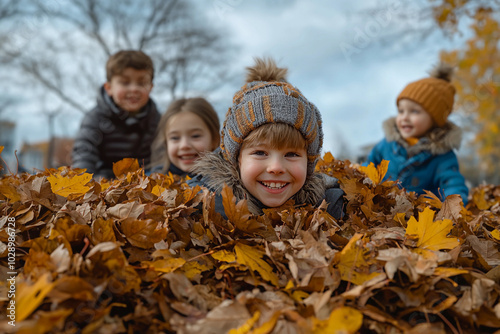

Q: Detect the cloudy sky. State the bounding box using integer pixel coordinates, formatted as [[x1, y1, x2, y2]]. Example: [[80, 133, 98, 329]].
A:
[[6, 0, 469, 168]]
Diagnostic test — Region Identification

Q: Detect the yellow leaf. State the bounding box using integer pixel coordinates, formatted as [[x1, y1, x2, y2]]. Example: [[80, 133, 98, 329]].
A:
[[291, 290, 309, 302], [358, 160, 389, 184], [16, 273, 55, 321], [228, 311, 260, 334], [313, 306, 363, 334], [100, 181, 111, 191], [113, 158, 140, 177], [433, 267, 469, 278], [0, 180, 21, 202], [337, 234, 382, 285], [491, 229, 500, 241], [182, 261, 212, 281], [473, 188, 492, 210], [234, 243, 279, 286], [145, 258, 186, 273], [47, 172, 92, 197], [0, 146, 3, 154], [250, 311, 281, 334], [212, 249, 236, 262], [405, 207, 460, 251], [151, 185, 166, 196]]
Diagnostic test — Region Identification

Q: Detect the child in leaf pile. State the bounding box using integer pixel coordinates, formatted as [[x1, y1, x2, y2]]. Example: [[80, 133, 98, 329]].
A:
[[365, 63, 469, 205], [188, 57, 344, 219], [149, 97, 220, 177], [72, 50, 160, 179]]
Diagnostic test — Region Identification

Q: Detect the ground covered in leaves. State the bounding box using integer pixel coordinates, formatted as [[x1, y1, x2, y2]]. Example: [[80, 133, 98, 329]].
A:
[[0, 154, 499, 334]]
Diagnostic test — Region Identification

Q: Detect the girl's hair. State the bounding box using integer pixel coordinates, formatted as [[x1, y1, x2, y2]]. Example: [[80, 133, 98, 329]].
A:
[[150, 97, 220, 172], [240, 123, 306, 152]]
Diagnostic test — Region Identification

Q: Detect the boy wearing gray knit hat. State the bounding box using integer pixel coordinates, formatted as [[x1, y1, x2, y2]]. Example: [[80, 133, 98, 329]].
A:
[[188, 57, 344, 219]]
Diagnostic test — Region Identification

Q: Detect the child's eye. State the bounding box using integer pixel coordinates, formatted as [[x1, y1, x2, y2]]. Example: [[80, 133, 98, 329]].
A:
[[252, 150, 266, 156], [191, 134, 202, 139], [285, 152, 301, 158], [397, 109, 404, 114], [411, 109, 420, 114], [168, 136, 180, 141]]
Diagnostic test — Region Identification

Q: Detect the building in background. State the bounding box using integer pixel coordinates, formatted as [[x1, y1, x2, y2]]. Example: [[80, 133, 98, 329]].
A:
[[19, 137, 74, 172]]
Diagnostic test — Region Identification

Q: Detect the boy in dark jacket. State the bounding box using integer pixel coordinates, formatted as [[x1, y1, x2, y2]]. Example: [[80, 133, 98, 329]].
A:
[[365, 63, 469, 204], [188, 58, 344, 219], [72, 50, 160, 179]]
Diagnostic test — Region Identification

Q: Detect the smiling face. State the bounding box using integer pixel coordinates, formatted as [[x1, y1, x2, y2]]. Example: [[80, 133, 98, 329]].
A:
[[396, 99, 434, 139], [166, 111, 214, 172], [104, 67, 153, 113], [238, 144, 308, 208]]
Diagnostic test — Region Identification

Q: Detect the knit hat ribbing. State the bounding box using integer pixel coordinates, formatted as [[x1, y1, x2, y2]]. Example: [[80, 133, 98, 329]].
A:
[[396, 63, 456, 127], [220, 58, 323, 175]]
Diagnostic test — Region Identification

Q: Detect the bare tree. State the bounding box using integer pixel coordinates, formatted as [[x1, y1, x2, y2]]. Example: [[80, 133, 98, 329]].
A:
[[0, 0, 234, 113]]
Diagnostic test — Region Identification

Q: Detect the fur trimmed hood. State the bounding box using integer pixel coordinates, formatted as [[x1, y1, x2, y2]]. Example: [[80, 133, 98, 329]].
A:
[[191, 150, 327, 215], [383, 117, 462, 156]]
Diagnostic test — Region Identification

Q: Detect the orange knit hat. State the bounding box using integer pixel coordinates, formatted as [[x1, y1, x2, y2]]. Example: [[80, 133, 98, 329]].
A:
[[396, 64, 456, 127]]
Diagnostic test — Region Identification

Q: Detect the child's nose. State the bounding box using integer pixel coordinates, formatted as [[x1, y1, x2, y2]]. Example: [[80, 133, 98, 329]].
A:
[[179, 137, 191, 149], [267, 156, 285, 174]]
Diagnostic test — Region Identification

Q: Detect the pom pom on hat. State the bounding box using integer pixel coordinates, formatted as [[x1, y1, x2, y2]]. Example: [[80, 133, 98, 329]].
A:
[[221, 57, 323, 175], [397, 63, 456, 127]]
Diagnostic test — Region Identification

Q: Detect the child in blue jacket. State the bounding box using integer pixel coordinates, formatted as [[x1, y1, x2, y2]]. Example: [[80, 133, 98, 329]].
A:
[[366, 63, 469, 205]]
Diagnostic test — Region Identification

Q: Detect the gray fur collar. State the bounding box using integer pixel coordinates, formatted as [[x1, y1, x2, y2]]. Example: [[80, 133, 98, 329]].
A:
[[191, 150, 326, 215], [383, 117, 462, 156]]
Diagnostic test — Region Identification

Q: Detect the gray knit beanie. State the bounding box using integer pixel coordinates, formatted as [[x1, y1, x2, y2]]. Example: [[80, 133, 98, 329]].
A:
[[220, 57, 323, 175]]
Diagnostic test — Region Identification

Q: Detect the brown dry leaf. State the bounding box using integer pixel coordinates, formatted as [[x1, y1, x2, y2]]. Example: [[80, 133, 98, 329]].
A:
[[106, 201, 145, 219], [120, 218, 167, 249], [222, 184, 251, 224], [48, 276, 96, 303], [466, 235, 500, 268], [112, 158, 140, 177], [91, 218, 117, 244]]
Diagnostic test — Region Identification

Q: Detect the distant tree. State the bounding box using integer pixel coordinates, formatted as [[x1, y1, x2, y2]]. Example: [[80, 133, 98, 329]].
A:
[[430, 1, 500, 184], [0, 0, 234, 113], [366, 0, 500, 184]]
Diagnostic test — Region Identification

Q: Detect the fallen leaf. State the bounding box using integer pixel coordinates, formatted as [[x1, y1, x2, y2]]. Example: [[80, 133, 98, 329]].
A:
[[234, 242, 279, 286], [405, 207, 460, 251], [359, 160, 389, 185], [113, 158, 140, 177], [47, 172, 92, 197], [336, 234, 382, 285], [312, 306, 363, 334], [16, 273, 55, 321]]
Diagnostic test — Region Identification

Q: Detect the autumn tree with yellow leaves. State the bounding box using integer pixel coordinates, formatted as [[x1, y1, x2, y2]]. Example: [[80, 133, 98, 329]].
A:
[[429, 0, 500, 184]]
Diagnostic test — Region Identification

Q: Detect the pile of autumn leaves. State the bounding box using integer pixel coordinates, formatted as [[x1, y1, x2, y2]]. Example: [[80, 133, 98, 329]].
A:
[[0, 154, 499, 334]]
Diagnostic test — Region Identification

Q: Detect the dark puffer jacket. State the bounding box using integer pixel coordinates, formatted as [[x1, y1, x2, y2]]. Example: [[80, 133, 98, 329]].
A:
[[187, 149, 344, 220], [72, 86, 160, 179], [366, 117, 469, 205]]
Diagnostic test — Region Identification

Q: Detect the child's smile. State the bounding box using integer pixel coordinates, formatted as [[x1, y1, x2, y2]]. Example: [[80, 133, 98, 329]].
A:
[[239, 146, 307, 208], [166, 111, 214, 172]]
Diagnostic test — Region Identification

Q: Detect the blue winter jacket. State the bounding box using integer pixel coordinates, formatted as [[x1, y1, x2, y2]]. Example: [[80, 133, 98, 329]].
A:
[[366, 118, 469, 205]]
